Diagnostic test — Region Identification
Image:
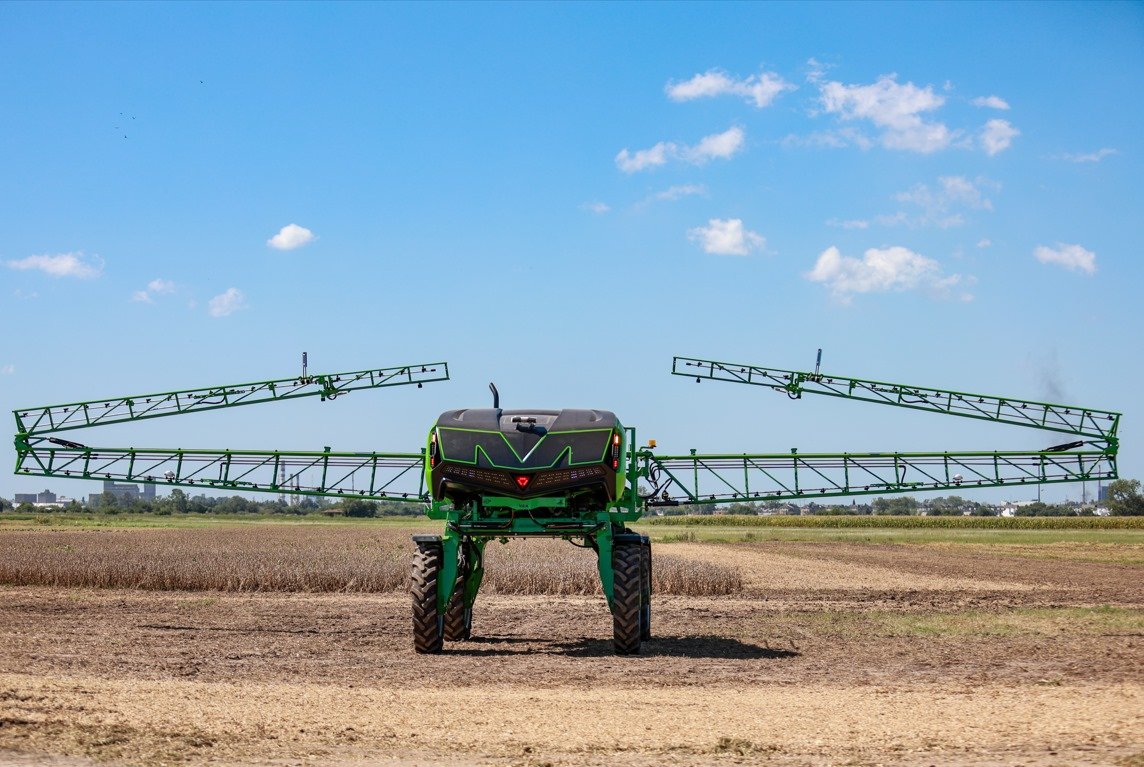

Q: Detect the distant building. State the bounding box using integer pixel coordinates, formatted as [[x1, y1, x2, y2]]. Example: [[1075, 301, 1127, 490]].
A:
[[14, 493, 36, 504], [1098, 485, 1109, 502], [37, 490, 57, 503], [95, 480, 157, 504]]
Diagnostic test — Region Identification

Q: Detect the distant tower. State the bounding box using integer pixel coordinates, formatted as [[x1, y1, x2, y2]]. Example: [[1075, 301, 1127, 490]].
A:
[[279, 464, 287, 504]]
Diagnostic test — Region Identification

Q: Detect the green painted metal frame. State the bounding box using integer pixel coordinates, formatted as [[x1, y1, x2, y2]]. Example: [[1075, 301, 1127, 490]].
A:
[[639, 447, 1116, 505], [12, 361, 449, 502], [673, 356, 1120, 443], [14, 444, 428, 502], [659, 355, 1120, 506], [14, 362, 448, 437]]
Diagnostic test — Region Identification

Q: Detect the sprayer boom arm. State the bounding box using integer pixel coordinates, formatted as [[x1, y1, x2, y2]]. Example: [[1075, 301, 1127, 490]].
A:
[[673, 357, 1119, 441], [14, 362, 448, 437]]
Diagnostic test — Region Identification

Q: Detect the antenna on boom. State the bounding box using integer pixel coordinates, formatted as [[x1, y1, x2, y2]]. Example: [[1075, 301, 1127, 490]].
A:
[[489, 382, 500, 409]]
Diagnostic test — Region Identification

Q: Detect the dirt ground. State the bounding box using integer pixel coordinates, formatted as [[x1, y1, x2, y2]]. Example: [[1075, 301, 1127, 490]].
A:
[[1, 540, 1141, 766]]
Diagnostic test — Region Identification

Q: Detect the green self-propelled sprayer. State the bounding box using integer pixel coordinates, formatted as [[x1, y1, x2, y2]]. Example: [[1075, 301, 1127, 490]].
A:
[[12, 353, 1120, 655]]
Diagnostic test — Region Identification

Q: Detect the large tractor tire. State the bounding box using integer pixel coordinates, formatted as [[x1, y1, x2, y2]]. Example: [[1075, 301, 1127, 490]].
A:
[[443, 580, 472, 641], [612, 542, 642, 655], [640, 537, 652, 641], [411, 541, 444, 654]]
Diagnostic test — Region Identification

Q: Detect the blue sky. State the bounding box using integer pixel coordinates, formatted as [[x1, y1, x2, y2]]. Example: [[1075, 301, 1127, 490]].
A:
[[2, 1, 1141, 503]]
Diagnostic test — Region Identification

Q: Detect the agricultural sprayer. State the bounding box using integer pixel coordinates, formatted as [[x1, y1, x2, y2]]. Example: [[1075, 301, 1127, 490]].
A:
[[12, 354, 1119, 654]]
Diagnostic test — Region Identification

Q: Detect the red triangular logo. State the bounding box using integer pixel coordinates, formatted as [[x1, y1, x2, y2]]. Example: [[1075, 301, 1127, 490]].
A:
[[515, 475, 531, 489]]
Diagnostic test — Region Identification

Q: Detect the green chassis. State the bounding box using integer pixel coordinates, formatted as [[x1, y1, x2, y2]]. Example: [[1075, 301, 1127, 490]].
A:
[[423, 425, 643, 620]]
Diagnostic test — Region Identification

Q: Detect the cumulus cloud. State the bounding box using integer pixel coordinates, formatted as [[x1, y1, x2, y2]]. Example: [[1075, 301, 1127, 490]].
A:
[[972, 95, 1010, 110], [981, 119, 1019, 156], [977, 238, 992, 248], [615, 127, 744, 173], [1058, 148, 1117, 163], [132, 278, 176, 304], [818, 74, 952, 153], [1033, 243, 1096, 275], [1, 364, 13, 375], [806, 245, 972, 302], [208, 288, 247, 317], [5, 252, 103, 279], [581, 201, 610, 214], [267, 224, 316, 250], [666, 68, 795, 108], [615, 142, 673, 173], [687, 218, 765, 256]]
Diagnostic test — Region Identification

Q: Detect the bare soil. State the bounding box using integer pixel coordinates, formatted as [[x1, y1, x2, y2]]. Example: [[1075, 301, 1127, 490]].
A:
[[1, 540, 1141, 766]]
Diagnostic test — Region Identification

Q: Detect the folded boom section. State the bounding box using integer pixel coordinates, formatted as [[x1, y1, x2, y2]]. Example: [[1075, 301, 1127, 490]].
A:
[[14, 362, 448, 437], [673, 357, 1120, 442]]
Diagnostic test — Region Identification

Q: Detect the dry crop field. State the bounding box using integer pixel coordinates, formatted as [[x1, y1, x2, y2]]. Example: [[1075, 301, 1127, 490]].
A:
[[0, 519, 1141, 767]]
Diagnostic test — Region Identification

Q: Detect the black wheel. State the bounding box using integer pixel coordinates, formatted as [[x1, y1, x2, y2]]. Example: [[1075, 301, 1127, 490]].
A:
[[612, 542, 642, 655], [443, 581, 472, 641], [639, 538, 652, 641], [411, 542, 443, 654]]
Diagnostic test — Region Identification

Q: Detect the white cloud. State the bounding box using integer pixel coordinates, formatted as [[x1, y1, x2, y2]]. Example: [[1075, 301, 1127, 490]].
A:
[[687, 218, 764, 256], [615, 142, 673, 173], [655, 184, 707, 201], [805, 245, 972, 302], [581, 201, 610, 214], [806, 57, 830, 83], [615, 127, 744, 173], [981, 119, 1019, 156], [666, 68, 795, 108], [1, 364, 13, 375], [977, 238, 992, 248], [13, 289, 38, 300], [5, 252, 103, 279], [267, 224, 316, 250], [1058, 148, 1117, 163], [972, 95, 1010, 110], [819, 74, 952, 153], [890, 175, 996, 227], [132, 278, 176, 304], [1033, 243, 1096, 275], [208, 288, 247, 317], [683, 126, 745, 163]]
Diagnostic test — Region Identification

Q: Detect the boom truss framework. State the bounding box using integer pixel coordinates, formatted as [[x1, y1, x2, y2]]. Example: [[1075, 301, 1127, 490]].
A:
[[639, 357, 1120, 506], [13, 362, 446, 501], [10, 355, 1120, 508]]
